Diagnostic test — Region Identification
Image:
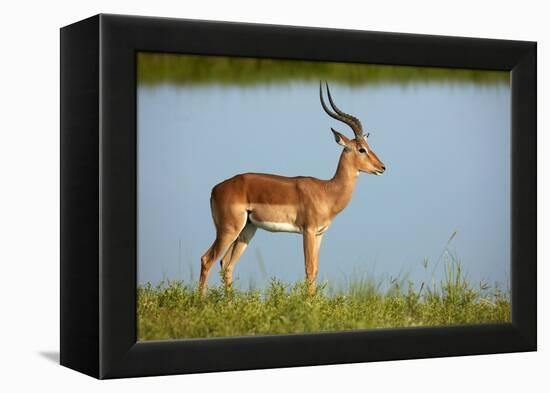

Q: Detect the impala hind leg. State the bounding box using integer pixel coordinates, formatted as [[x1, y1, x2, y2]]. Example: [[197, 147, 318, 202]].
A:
[[199, 209, 247, 295], [220, 223, 257, 290], [199, 233, 239, 295]]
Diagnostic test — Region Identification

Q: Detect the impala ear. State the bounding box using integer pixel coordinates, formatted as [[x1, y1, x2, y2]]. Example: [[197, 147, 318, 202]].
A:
[[331, 128, 351, 150]]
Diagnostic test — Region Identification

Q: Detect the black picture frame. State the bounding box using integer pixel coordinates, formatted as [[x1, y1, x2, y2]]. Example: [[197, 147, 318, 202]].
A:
[[60, 14, 536, 379]]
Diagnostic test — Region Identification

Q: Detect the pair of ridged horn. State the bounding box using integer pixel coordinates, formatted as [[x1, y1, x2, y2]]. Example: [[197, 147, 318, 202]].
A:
[[319, 82, 363, 139]]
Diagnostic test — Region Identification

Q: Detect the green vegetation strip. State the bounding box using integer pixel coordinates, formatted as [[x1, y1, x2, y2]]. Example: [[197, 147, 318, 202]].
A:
[[137, 265, 510, 341], [137, 53, 509, 86]]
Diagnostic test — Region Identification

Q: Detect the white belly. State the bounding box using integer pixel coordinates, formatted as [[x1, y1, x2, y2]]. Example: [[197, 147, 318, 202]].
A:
[[249, 217, 302, 233]]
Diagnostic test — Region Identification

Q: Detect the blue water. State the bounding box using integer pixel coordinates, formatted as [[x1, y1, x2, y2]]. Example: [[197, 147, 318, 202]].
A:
[[137, 81, 510, 290]]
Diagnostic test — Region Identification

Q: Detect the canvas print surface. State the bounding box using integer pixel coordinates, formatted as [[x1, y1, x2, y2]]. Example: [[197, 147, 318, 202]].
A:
[[136, 53, 511, 341]]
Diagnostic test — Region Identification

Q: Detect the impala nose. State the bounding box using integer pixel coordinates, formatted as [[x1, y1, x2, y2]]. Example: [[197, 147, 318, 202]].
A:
[[380, 165, 386, 172]]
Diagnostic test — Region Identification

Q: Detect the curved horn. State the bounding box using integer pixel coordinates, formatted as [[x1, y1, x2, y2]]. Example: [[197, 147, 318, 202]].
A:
[[319, 82, 345, 124], [320, 84, 359, 138], [319, 82, 363, 138], [325, 82, 363, 138]]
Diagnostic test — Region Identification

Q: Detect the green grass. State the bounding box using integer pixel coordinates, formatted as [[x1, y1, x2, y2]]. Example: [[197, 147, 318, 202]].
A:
[[137, 52, 509, 86], [137, 258, 510, 341]]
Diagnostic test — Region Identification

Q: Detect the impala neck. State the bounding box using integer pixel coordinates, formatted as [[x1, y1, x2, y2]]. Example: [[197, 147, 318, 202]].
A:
[[327, 150, 359, 215]]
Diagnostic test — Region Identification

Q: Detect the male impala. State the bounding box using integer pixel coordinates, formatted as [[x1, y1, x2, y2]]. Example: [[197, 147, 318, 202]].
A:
[[199, 83, 385, 295]]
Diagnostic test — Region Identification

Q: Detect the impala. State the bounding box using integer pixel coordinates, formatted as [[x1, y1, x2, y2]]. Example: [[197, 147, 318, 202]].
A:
[[199, 83, 386, 295]]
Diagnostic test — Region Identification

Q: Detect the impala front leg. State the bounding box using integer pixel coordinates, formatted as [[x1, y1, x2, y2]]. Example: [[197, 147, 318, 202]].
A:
[[303, 229, 323, 295]]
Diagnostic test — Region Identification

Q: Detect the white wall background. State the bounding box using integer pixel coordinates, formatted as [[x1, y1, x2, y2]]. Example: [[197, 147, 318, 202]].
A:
[[0, 0, 546, 391]]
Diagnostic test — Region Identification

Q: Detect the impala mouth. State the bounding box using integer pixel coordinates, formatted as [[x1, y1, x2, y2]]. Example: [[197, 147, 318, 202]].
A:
[[374, 170, 384, 176]]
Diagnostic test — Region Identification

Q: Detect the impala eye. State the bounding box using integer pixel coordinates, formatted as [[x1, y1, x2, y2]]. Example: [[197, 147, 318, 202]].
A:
[[358, 148, 366, 154]]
